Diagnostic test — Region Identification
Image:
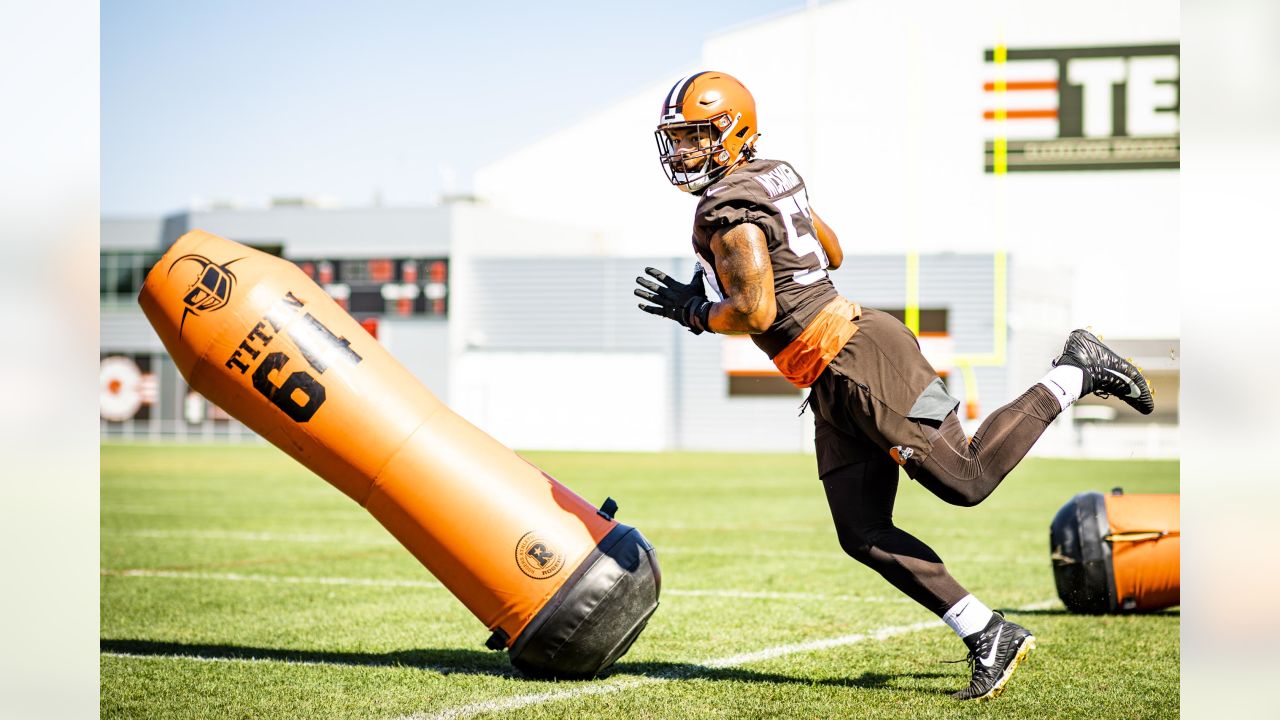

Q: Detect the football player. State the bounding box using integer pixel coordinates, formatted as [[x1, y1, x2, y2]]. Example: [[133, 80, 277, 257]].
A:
[[635, 70, 1154, 701]]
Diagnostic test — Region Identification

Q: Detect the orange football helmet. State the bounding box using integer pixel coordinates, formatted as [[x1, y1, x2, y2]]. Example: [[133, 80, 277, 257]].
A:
[[655, 71, 760, 194]]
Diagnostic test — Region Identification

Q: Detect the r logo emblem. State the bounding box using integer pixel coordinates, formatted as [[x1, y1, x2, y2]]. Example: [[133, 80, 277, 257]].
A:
[[515, 532, 565, 580]]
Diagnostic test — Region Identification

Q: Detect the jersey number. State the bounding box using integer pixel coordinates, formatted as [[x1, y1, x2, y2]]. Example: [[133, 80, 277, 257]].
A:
[[774, 193, 829, 286]]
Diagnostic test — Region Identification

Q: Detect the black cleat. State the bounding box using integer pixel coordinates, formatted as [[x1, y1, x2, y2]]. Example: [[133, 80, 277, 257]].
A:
[[1053, 329, 1154, 415], [951, 613, 1036, 701]]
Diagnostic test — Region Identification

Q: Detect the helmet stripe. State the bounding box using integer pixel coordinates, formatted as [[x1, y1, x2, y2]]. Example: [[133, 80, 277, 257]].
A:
[[663, 74, 690, 112], [663, 71, 711, 114], [675, 71, 710, 111]]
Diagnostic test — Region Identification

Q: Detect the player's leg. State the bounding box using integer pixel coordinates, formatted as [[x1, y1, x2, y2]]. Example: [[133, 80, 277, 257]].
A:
[[819, 450, 966, 615], [823, 307, 1057, 508], [810, 378, 967, 613], [906, 329, 1155, 507], [906, 388, 1060, 507], [811, 360, 1038, 700], [816, 430, 1036, 700]]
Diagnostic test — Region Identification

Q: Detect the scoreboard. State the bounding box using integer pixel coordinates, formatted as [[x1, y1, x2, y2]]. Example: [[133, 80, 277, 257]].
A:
[[293, 257, 449, 318]]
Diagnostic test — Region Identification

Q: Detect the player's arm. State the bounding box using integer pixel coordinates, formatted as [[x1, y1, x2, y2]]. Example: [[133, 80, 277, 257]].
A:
[[707, 222, 776, 334], [810, 209, 843, 270]]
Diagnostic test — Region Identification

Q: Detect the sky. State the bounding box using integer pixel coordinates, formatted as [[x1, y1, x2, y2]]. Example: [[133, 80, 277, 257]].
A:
[[102, 0, 807, 216]]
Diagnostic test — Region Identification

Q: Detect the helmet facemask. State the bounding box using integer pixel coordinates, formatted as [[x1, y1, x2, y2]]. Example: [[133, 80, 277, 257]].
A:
[[656, 71, 760, 194], [655, 112, 743, 194]]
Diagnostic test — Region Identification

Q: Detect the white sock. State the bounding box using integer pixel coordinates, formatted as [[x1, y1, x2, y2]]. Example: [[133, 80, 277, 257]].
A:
[[943, 594, 994, 639], [1038, 364, 1085, 411]]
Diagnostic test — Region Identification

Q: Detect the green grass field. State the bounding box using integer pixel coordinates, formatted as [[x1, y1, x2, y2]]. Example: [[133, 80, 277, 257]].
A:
[[101, 444, 1178, 719]]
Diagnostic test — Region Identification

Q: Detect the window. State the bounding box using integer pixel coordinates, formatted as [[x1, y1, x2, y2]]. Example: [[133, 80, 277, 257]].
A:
[[728, 374, 801, 397], [294, 256, 449, 318], [882, 308, 949, 335], [100, 252, 162, 306]]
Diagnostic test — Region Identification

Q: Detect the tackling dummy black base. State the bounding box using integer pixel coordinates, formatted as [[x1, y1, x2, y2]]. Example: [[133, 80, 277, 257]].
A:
[[1049, 491, 1118, 613], [505, 522, 661, 679]]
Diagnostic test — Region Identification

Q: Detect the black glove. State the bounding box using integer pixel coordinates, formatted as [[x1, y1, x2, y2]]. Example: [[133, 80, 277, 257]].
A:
[[634, 266, 713, 335]]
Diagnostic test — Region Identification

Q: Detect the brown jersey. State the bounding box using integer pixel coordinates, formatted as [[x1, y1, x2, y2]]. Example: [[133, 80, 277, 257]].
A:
[[691, 158, 838, 358]]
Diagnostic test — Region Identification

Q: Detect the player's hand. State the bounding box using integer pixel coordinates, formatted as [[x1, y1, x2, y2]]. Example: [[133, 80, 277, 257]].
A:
[[634, 266, 713, 335]]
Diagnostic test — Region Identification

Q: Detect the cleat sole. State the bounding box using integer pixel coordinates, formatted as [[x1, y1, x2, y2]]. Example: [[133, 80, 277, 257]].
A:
[[977, 635, 1036, 701]]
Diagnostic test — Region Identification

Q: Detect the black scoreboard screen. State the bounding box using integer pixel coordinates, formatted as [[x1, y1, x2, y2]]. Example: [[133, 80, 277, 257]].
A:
[[293, 257, 448, 318]]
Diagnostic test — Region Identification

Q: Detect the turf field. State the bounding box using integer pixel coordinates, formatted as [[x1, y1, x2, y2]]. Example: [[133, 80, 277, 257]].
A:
[[101, 444, 1179, 719]]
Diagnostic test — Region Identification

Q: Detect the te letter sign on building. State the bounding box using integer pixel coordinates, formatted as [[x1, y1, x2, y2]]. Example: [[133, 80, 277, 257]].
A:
[[983, 44, 1179, 172]]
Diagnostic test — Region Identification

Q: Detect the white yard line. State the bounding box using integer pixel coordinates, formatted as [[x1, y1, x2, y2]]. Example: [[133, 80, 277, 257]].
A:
[[665, 588, 909, 603], [99, 649, 460, 675], [638, 522, 823, 533], [101, 569, 1057, 720], [101, 568, 912, 602], [417, 678, 654, 720], [102, 506, 357, 519], [102, 650, 320, 667], [107, 528, 837, 557], [103, 619, 951, 719], [105, 528, 1047, 564], [105, 528, 398, 545], [407, 598, 1058, 720], [658, 546, 843, 559], [102, 569, 443, 589], [695, 618, 940, 670]]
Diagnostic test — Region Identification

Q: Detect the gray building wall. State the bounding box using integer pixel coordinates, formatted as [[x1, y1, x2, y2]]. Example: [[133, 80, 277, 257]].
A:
[[464, 253, 1006, 452], [101, 209, 1008, 451], [463, 255, 813, 452], [175, 206, 451, 257], [464, 257, 671, 353], [380, 318, 450, 400], [102, 217, 165, 250], [101, 310, 166, 353]]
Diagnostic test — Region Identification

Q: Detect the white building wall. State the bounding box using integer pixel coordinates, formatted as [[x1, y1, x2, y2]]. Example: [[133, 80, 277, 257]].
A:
[[475, 0, 1178, 340], [451, 352, 667, 452], [378, 318, 450, 402], [104, 0, 1179, 456], [474, 78, 698, 259]]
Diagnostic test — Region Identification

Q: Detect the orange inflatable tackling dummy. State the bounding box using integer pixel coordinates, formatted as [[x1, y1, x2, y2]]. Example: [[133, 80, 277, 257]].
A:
[[138, 230, 661, 678], [1049, 489, 1179, 613]]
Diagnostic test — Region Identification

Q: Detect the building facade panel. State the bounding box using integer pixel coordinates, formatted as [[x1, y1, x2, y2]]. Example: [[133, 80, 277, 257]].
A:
[[466, 257, 675, 352], [101, 0, 1179, 456], [183, 206, 451, 257]]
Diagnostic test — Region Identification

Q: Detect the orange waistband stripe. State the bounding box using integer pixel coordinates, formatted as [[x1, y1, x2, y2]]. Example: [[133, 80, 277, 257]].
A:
[[771, 296, 860, 388]]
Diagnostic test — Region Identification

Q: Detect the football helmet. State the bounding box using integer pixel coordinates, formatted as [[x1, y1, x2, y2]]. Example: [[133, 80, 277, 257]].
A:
[[655, 71, 760, 194]]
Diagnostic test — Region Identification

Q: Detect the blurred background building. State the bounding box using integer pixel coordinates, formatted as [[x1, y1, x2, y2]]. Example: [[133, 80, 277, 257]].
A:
[[100, 0, 1178, 457]]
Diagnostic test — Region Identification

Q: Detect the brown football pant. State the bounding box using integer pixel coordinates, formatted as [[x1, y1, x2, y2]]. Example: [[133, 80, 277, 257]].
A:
[[818, 384, 1062, 616]]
